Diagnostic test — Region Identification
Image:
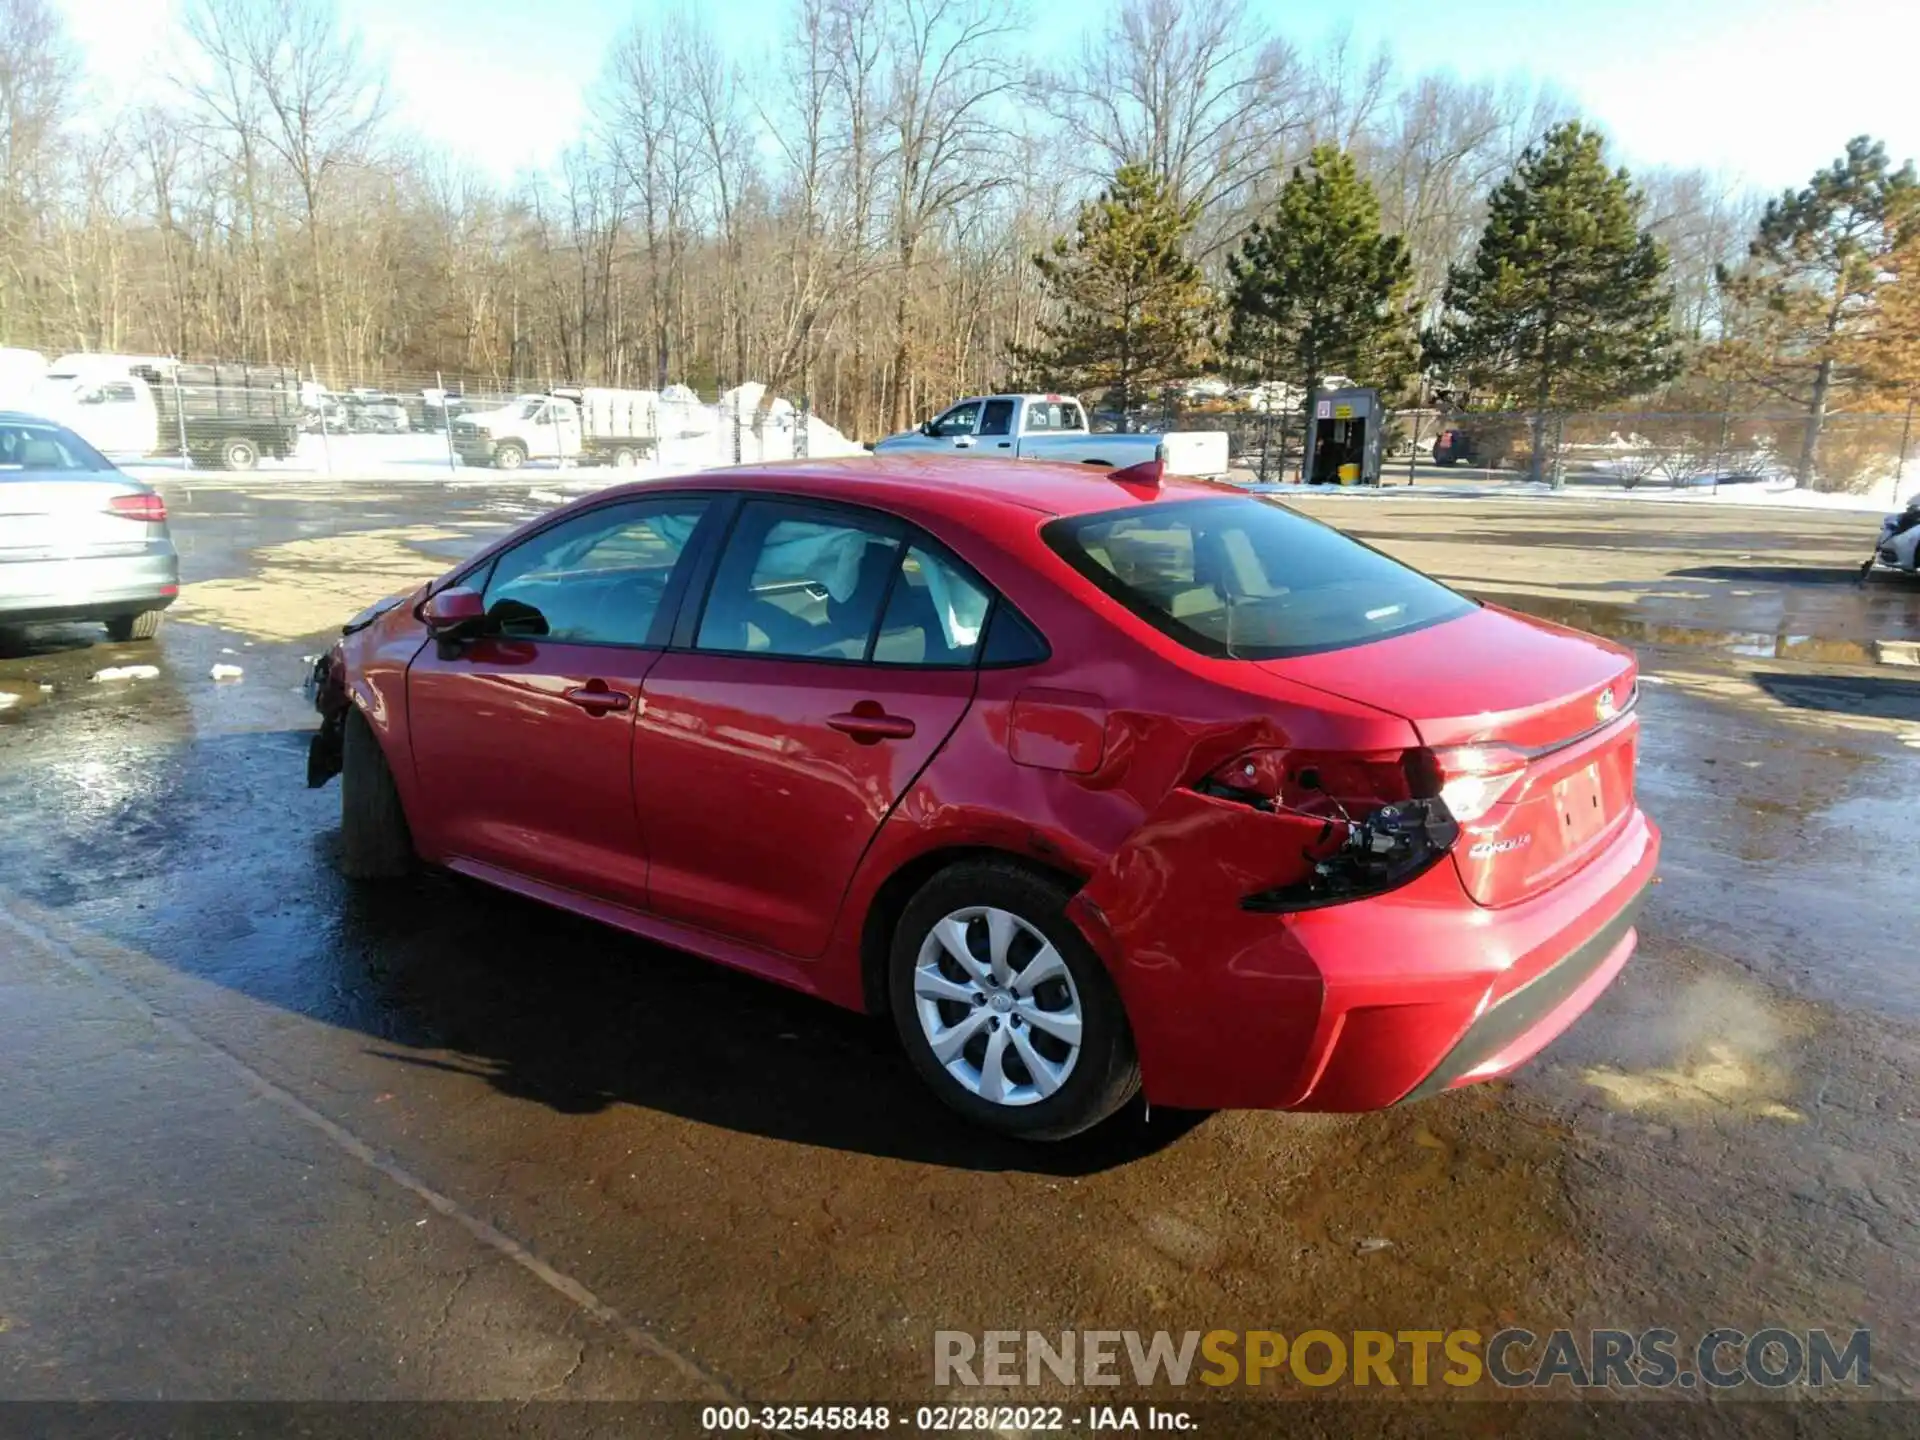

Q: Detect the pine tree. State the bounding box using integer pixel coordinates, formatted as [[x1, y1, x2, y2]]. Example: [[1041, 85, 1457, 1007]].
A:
[[1425, 122, 1677, 484], [1716, 137, 1919, 482], [1226, 145, 1417, 412], [1012, 164, 1213, 425]]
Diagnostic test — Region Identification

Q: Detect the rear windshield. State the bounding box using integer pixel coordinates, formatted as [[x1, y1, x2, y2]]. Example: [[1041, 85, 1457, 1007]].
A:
[[0, 421, 112, 473], [1023, 400, 1084, 432], [1043, 496, 1472, 658]]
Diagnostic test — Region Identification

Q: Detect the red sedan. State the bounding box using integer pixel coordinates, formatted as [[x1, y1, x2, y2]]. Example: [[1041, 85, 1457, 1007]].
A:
[[307, 457, 1658, 1139]]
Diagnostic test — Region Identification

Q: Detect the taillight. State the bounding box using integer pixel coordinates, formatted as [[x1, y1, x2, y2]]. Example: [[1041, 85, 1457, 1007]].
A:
[[107, 493, 167, 522], [1424, 745, 1529, 823], [1195, 746, 1472, 914]]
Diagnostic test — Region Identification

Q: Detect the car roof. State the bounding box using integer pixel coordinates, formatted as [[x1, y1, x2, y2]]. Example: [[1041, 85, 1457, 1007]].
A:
[[597, 454, 1236, 523]]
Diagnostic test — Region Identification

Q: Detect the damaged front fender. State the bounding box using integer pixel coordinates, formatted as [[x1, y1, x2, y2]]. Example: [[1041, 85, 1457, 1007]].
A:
[[305, 644, 349, 789]]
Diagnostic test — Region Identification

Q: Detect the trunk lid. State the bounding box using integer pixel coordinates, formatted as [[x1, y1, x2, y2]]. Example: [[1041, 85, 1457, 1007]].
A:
[[1258, 603, 1640, 907], [0, 477, 161, 561]]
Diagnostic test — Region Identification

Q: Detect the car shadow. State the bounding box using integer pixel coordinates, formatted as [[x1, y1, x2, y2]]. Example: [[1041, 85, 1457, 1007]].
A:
[[0, 719, 1209, 1175], [324, 855, 1212, 1176], [1749, 670, 1920, 725], [0, 621, 118, 660], [1672, 563, 1882, 586]]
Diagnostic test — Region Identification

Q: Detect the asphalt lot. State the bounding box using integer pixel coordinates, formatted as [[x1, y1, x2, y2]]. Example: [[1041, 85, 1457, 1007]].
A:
[[1, 475, 1917, 1429]]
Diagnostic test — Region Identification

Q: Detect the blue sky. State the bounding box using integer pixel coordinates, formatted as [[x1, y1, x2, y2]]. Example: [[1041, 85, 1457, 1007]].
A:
[[58, 0, 1920, 194]]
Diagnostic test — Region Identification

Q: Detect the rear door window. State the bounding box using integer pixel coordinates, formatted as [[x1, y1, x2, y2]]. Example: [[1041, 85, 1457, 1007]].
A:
[[872, 544, 991, 666], [1043, 496, 1472, 658], [695, 502, 905, 660]]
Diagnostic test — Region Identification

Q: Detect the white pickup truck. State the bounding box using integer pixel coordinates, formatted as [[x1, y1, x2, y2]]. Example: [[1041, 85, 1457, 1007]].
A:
[[452, 389, 658, 470], [874, 393, 1230, 476]]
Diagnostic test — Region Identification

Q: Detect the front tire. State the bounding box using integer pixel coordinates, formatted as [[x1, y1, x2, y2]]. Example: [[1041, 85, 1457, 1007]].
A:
[[889, 860, 1139, 1140], [493, 440, 526, 471], [339, 707, 414, 879]]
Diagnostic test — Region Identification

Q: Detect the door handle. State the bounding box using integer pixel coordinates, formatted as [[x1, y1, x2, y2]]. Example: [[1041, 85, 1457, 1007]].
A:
[[563, 683, 631, 715], [953, 439, 973, 449], [996, 441, 1011, 448], [827, 709, 916, 742]]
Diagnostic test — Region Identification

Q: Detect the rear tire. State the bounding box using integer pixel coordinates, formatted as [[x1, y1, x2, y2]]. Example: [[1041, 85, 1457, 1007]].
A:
[[889, 859, 1139, 1140], [339, 707, 414, 879], [612, 445, 639, 468], [221, 435, 260, 470], [105, 610, 163, 642], [493, 441, 526, 471]]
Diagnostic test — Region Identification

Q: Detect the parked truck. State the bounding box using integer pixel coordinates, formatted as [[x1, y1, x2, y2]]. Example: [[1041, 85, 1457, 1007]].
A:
[[873, 393, 1230, 476], [136, 362, 302, 470], [29, 355, 298, 468], [452, 388, 658, 469]]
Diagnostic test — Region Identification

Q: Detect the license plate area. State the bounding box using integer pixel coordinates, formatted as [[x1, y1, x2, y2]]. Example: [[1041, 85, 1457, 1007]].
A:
[[1554, 763, 1607, 847]]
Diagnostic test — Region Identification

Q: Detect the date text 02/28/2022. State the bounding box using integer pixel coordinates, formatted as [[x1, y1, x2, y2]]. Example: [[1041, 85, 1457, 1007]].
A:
[[699, 1405, 1194, 1431]]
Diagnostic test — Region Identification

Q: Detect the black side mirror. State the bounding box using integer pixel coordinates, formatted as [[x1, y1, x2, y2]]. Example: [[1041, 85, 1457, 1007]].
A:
[[920, 420, 934, 436]]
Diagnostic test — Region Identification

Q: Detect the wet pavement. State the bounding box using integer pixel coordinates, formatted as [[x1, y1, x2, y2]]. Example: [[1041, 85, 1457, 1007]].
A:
[[1, 479, 1916, 1425]]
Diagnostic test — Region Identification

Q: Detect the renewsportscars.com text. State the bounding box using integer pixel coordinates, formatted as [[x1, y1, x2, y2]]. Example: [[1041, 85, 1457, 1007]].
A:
[[933, 1327, 1871, 1390]]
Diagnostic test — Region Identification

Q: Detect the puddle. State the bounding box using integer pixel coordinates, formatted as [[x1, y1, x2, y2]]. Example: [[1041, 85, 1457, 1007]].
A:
[[1486, 593, 1888, 666]]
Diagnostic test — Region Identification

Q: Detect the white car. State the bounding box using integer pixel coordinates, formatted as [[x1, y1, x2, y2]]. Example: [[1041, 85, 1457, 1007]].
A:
[[1871, 497, 1920, 574], [874, 393, 1229, 477]]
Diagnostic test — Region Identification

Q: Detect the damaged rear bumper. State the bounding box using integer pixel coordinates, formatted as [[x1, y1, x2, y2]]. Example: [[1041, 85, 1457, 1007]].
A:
[[1072, 801, 1660, 1112]]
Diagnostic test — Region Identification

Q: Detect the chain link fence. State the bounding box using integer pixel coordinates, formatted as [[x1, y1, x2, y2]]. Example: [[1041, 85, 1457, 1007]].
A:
[[1146, 400, 1917, 499], [26, 348, 1920, 500], [25, 358, 856, 479]]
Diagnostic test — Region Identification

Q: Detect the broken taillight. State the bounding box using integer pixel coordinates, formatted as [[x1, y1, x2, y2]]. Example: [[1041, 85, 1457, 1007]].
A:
[[1195, 748, 1421, 819], [106, 493, 167, 522], [1424, 744, 1530, 823], [1193, 747, 1469, 913]]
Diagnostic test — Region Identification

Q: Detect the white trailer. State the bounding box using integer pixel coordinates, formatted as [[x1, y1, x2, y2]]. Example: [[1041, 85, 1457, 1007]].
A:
[[571, 387, 659, 468]]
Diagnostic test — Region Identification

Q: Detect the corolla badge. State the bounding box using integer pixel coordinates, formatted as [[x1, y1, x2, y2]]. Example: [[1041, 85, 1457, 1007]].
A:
[[1595, 686, 1617, 722], [1468, 835, 1532, 859]]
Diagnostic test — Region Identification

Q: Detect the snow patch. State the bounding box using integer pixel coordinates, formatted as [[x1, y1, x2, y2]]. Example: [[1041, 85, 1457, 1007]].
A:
[[92, 664, 160, 682], [210, 663, 244, 681]]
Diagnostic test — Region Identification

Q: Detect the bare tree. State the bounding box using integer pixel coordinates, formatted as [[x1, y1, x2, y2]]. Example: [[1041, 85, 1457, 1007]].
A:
[[1045, 0, 1307, 255], [181, 0, 386, 371], [881, 0, 1023, 430], [602, 19, 699, 390], [0, 0, 78, 341], [1639, 167, 1759, 346], [672, 17, 754, 387]]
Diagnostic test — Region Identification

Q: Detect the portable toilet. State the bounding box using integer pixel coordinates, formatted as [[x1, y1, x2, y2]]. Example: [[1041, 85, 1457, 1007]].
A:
[[1304, 386, 1383, 485]]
